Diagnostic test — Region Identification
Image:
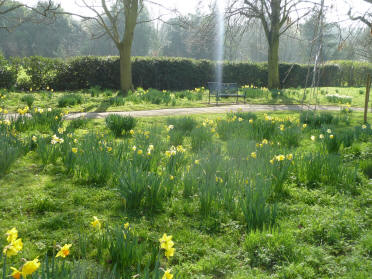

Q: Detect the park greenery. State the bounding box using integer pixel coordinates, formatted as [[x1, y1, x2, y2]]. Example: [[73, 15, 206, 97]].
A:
[[0, 107, 371, 278], [0, 0, 371, 278]]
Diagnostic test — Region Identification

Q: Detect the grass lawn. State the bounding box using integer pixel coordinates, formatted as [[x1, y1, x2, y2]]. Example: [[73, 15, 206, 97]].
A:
[[0, 86, 368, 114], [0, 109, 371, 279]]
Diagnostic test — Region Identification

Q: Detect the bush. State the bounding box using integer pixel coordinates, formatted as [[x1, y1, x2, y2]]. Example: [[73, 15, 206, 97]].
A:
[[300, 111, 334, 128], [360, 160, 372, 179], [0, 54, 17, 89], [167, 116, 197, 135], [58, 94, 83, 107], [3, 56, 372, 91], [106, 96, 125, 107], [239, 178, 277, 231], [105, 115, 136, 137], [21, 94, 35, 107], [326, 94, 352, 104], [190, 126, 213, 151], [0, 129, 23, 177]]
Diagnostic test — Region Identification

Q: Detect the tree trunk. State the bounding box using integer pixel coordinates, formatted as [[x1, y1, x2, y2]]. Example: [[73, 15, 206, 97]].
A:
[[117, 0, 139, 96], [268, 36, 280, 89], [119, 42, 133, 96]]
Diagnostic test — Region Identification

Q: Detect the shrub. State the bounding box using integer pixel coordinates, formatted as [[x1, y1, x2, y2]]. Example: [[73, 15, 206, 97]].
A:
[[4, 56, 371, 91], [239, 178, 277, 231], [166, 116, 197, 135], [21, 94, 35, 107], [326, 94, 352, 104], [300, 111, 334, 128], [0, 54, 17, 89], [190, 126, 213, 151], [360, 160, 372, 179], [66, 117, 88, 132], [105, 115, 136, 137], [107, 96, 125, 107], [58, 94, 83, 107], [0, 129, 23, 177]]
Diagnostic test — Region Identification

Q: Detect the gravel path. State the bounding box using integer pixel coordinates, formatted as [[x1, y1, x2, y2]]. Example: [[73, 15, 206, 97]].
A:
[[63, 104, 366, 120]]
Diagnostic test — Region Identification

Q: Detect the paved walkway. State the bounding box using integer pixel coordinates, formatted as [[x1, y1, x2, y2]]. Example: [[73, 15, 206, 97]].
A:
[[64, 104, 366, 120]]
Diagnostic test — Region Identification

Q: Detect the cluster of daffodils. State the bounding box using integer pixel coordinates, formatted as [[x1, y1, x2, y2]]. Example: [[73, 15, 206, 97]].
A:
[[167, 125, 174, 132], [0, 107, 9, 114], [311, 129, 334, 141], [3, 228, 71, 279], [0, 119, 11, 126], [270, 154, 293, 164], [3, 228, 23, 257], [91, 216, 102, 230], [17, 106, 29, 115], [159, 233, 175, 260], [33, 107, 53, 113], [165, 145, 186, 157], [193, 86, 205, 93], [147, 144, 154, 155], [51, 134, 64, 144]]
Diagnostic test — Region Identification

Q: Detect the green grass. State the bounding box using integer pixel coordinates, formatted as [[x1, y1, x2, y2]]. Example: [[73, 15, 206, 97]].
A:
[[0, 86, 368, 114], [0, 110, 371, 278]]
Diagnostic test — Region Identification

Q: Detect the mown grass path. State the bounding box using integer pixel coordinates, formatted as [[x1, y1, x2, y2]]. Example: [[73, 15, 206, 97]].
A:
[[63, 104, 366, 120]]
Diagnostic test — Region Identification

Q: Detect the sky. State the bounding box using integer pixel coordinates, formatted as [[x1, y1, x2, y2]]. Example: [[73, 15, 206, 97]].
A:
[[21, 0, 371, 25]]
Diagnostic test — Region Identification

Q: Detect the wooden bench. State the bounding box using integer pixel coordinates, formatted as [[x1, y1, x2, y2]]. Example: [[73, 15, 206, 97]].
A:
[[208, 82, 246, 104]]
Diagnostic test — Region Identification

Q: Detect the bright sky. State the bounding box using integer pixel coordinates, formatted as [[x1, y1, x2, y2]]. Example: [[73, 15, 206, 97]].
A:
[[21, 0, 371, 24]]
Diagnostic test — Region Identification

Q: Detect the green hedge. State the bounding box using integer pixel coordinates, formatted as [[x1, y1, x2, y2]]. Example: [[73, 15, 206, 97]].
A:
[[0, 54, 17, 89], [1, 56, 371, 90]]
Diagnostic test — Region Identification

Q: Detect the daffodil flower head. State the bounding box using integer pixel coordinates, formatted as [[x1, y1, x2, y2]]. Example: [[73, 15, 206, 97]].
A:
[[21, 258, 40, 276], [91, 216, 102, 230], [56, 244, 72, 258], [10, 267, 22, 279], [5, 227, 18, 243]]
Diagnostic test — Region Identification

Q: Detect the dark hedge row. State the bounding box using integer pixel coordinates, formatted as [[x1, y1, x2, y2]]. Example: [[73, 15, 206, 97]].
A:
[[1, 56, 371, 91]]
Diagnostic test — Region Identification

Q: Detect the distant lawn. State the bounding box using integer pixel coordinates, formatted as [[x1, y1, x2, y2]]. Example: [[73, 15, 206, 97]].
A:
[[0, 86, 368, 114]]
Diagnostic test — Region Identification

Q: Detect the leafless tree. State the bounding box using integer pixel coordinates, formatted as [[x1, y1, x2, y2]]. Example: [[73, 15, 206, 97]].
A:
[[228, 0, 315, 89], [55, 0, 172, 95], [348, 0, 372, 29], [0, 0, 59, 31]]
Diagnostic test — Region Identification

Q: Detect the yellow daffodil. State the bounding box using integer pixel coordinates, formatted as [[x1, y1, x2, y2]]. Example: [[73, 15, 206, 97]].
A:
[[194, 160, 200, 165], [91, 216, 101, 230], [249, 119, 253, 124], [311, 135, 315, 141], [32, 136, 37, 142], [72, 148, 78, 153], [56, 244, 72, 258], [286, 154, 293, 160], [326, 129, 332, 134], [170, 175, 174, 180], [129, 129, 135, 135], [107, 147, 112, 152], [330, 135, 334, 139], [251, 152, 257, 159], [238, 117, 243, 122], [164, 247, 175, 259], [302, 124, 307, 128], [132, 145, 137, 151], [319, 134, 324, 139], [275, 155, 285, 161], [3, 238, 23, 257], [362, 125, 367, 129], [21, 258, 40, 276], [137, 149, 143, 155], [10, 267, 22, 279], [279, 124, 285, 131], [124, 222, 130, 230], [6, 228, 18, 243]]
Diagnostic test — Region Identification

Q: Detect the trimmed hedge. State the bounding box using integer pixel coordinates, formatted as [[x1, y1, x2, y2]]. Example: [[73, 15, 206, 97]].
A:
[[1, 56, 371, 90]]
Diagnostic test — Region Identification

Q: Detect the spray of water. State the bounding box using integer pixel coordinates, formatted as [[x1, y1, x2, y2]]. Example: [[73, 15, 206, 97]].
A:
[[215, 0, 225, 87]]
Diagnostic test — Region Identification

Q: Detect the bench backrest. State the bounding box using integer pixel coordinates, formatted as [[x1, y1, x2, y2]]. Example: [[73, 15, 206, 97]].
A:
[[208, 82, 238, 95]]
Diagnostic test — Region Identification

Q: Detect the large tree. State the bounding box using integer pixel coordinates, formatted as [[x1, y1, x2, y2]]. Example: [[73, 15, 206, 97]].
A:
[[229, 0, 312, 89], [58, 0, 166, 95], [0, 0, 58, 31]]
